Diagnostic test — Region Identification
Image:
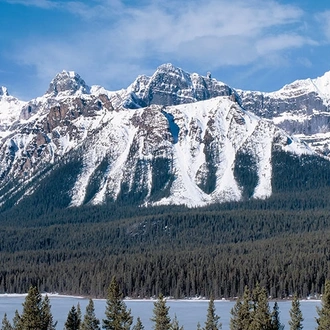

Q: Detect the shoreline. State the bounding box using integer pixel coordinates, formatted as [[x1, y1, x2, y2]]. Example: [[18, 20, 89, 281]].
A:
[[0, 293, 321, 303]]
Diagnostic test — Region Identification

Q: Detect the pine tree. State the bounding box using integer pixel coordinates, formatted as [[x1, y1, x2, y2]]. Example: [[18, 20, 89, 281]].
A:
[[132, 317, 144, 330], [102, 276, 133, 330], [196, 322, 202, 330], [41, 295, 57, 330], [77, 303, 82, 325], [65, 305, 81, 330], [316, 280, 330, 330], [1, 314, 13, 330], [15, 286, 57, 330], [12, 310, 22, 330], [170, 314, 183, 330], [271, 302, 284, 330], [289, 295, 303, 330], [249, 284, 272, 330], [204, 296, 222, 330], [81, 299, 100, 330], [150, 293, 171, 330], [230, 286, 251, 330], [20, 286, 43, 329]]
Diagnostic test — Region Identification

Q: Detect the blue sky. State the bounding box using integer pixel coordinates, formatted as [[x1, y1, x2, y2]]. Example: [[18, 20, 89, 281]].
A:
[[1, 0, 330, 100]]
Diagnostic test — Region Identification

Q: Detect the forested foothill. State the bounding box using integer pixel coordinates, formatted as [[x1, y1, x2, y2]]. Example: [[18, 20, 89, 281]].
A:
[[0, 150, 330, 299]]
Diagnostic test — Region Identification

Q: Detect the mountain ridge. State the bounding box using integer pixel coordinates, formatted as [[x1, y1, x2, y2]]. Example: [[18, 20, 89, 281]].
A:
[[0, 64, 327, 210]]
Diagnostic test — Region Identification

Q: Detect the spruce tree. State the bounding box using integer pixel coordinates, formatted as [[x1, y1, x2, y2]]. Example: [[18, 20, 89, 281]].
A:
[[249, 284, 272, 330], [20, 286, 43, 329], [41, 295, 57, 330], [170, 314, 183, 330], [271, 302, 284, 330], [65, 305, 81, 330], [77, 303, 82, 326], [102, 276, 133, 330], [81, 299, 100, 330], [12, 310, 22, 330], [1, 314, 13, 330], [204, 296, 222, 330], [289, 295, 303, 330], [316, 280, 330, 330], [132, 317, 144, 330], [150, 293, 171, 330], [230, 286, 251, 330]]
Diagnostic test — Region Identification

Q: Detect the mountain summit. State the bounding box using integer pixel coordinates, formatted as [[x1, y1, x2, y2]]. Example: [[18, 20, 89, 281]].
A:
[[118, 63, 236, 109], [0, 86, 9, 97], [46, 70, 91, 96]]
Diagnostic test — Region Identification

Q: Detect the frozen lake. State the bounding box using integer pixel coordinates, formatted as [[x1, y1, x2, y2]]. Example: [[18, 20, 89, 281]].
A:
[[0, 295, 321, 329]]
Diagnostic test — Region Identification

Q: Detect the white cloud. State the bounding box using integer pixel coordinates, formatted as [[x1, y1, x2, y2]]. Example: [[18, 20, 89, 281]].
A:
[[316, 11, 330, 42], [3, 0, 56, 9], [256, 34, 317, 55], [8, 0, 322, 91]]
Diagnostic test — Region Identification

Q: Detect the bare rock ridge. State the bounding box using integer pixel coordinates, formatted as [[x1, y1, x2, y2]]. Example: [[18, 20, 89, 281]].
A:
[[0, 64, 327, 209]]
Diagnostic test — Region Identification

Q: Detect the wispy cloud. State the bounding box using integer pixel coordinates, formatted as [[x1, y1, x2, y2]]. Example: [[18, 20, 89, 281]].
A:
[[316, 11, 330, 43], [3, 0, 57, 9], [5, 0, 324, 91]]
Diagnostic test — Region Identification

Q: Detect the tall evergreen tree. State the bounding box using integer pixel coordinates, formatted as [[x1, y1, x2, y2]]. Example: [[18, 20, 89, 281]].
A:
[[271, 302, 284, 330], [20, 286, 43, 329], [204, 296, 222, 330], [41, 295, 57, 330], [14, 286, 57, 330], [151, 293, 171, 330], [1, 314, 13, 330], [316, 280, 330, 330], [132, 317, 144, 330], [81, 299, 100, 330], [249, 284, 272, 330], [12, 310, 22, 330], [230, 286, 251, 330], [102, 276, 133, 330], [65, 305, 81, 330], [289, 295, 303, 330]]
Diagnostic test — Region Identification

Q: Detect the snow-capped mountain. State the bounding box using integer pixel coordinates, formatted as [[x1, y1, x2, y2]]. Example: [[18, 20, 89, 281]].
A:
[[92, 63, 236, 109], [238, 72, 330, 156], [0, 87, 26, 133], [0, 64, 325, 209]]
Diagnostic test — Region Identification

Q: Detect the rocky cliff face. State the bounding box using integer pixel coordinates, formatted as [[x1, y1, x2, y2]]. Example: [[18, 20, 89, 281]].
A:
[[0, 64, 324, 209], [238, 72, 330, 156], [106, 63, 236, 109]]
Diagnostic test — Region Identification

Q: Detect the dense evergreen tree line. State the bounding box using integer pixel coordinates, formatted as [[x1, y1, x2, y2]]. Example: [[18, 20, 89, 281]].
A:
[[0, 204, 330, 298], [1, 149, 330, 298], [4, 279, 330, 330]]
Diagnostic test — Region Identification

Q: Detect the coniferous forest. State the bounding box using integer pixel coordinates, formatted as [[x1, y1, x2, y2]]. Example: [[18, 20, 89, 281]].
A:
[[0, 150, 330, 299]]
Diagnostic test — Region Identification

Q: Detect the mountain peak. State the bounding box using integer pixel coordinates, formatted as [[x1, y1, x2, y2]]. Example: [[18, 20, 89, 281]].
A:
[[0, 86, 9, 97], [46, 70, 90, 96], [155, 63, 182, 72]]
